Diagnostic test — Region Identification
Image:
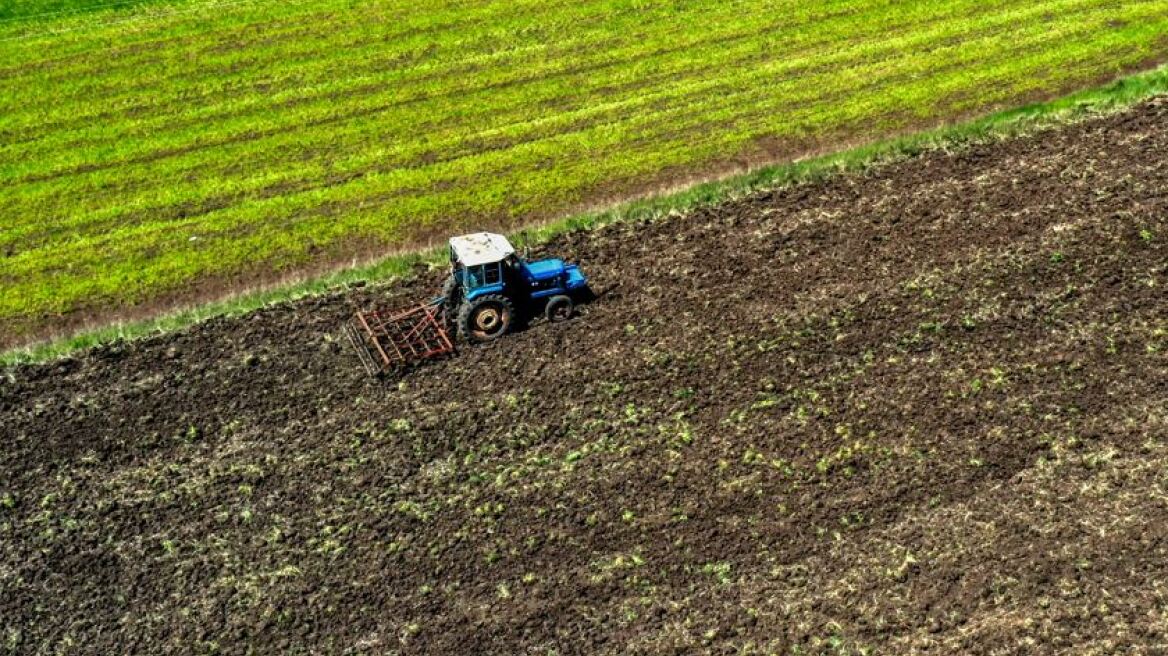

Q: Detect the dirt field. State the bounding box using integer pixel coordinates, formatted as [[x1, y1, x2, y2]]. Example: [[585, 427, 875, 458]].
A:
[[2, 98, 1166, 655]]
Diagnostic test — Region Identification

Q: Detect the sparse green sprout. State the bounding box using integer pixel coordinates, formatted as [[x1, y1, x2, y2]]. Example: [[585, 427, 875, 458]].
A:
[[1050, 251, 1065, 264], [621, 510, 636, 523], [919, 320, 944, 334], [270, 565, 302, 578], [1139, 228, 1154, 242], [314, 538, 344, 556], [989, 367, 1008, 387], [770, 459, 795, 477], [750, 395, 778, 410], [601, 382, 625, 397], [702, 561, 733, 585], [394, 500, 431, 522], [0, 493, 14, 509], [1084, 448, 1117, 469], [839, 511, 866, 528], [662, 417, 695, 448], [183, 425, 201, 443], [474, 502, 505, 518]]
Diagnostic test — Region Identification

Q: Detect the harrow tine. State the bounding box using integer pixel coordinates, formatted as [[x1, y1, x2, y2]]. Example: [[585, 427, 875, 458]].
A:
[[343, 319, 381, 377]]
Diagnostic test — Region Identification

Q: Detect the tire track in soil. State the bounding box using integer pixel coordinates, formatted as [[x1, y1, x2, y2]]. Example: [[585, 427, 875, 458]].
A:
[[1, 98, 1166, 654]]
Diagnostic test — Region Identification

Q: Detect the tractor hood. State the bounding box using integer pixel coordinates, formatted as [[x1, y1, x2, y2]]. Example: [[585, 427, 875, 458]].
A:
[[524, 258, 566, 281]]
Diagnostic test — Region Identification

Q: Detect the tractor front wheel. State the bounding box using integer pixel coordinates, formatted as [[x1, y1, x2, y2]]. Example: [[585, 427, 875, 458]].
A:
[[545, 295, 574, 322], [459, 294, 514, 343]]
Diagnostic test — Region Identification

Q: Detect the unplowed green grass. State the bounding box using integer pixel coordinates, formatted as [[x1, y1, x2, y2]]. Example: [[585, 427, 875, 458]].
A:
[[1, 0, 1165, 344]]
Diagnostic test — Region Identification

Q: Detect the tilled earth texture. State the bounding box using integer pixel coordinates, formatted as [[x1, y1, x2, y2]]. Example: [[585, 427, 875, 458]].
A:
[[3, 98, 1168, 655]]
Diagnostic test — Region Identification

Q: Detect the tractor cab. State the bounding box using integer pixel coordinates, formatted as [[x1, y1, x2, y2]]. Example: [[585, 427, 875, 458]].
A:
[[444, 232, 590, 342], [448, 232, 512, 298]]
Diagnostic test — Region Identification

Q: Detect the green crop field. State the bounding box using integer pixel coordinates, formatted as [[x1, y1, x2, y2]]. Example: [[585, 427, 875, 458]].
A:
[[1, 0, 1165, 347]]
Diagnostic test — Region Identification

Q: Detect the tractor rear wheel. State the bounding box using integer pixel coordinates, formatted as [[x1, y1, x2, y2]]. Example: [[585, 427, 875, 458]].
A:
[[459, 294, 513, 343], [545, 295, 574, 322]]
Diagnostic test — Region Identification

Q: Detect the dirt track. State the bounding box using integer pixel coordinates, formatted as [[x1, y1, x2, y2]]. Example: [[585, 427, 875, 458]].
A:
[[2, 98, 1167, 655]]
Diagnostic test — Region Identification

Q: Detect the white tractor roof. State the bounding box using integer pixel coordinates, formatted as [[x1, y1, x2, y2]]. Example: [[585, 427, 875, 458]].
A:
[[449, 232, 515, 267]]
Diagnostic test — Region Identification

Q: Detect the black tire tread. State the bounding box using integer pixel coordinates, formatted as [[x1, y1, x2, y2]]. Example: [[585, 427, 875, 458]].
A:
[[545, 294, 574, 322], [458, 294, 514, 343]]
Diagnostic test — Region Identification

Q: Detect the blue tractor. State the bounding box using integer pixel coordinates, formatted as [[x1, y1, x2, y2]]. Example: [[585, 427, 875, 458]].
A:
[[441, 232, 591, 343]]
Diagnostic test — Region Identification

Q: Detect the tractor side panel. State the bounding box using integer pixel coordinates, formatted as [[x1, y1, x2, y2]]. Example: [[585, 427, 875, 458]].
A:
[[565, 265, 588, 290], [465, 283, 506, 302], [530, 287, 566, 300]]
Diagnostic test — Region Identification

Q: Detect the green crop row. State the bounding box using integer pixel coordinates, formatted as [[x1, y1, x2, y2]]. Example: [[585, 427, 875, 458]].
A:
[[0, 0, 1165, 344], [5, 61, 1168, 365]]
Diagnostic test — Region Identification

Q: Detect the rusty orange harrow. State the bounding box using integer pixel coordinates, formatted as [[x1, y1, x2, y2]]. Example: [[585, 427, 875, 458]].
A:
[[343, 302, 455, 376]]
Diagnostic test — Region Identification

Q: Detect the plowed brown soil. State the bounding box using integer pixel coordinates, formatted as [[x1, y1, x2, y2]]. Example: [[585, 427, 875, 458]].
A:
[[2, 98, 1167, 655]]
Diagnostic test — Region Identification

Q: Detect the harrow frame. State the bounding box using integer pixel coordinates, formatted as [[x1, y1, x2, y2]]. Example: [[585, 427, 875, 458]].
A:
[[344, 301, 455, 377]]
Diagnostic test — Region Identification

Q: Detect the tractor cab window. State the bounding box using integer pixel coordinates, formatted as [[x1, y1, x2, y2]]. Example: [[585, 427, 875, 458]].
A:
[[463, 265, 483, 288], [462, 263, 501, 289], [484, 262, 501, 284]]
